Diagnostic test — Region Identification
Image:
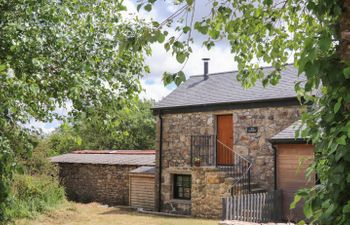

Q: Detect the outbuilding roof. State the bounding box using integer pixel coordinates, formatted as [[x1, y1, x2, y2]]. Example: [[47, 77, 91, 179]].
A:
[[130, 166, 155, 174], [154, 64, 301, 110], [50, 150, 155, 166], [270, 120, 309, 144]]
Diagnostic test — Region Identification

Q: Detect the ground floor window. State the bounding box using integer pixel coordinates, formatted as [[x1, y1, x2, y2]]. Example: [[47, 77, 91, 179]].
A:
[[173, 174, 191, 200]]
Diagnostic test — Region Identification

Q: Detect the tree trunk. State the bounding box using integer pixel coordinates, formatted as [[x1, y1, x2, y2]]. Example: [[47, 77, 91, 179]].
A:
[[340, 0, 350, 60]]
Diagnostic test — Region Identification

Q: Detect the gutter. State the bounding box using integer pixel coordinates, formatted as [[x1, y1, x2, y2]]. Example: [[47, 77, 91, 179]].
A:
[[152, 97, 303, 115], [157, 112, 163, 212], [272, 145, 277, 190], [269, 138, 308, 145]]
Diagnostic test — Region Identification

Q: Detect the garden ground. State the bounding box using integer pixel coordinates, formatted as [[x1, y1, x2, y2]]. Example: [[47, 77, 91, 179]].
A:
[[16, 202, 218, 225]]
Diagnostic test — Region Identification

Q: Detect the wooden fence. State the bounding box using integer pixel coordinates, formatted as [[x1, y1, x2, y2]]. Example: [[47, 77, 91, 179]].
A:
[[222, 190, 282, 223]]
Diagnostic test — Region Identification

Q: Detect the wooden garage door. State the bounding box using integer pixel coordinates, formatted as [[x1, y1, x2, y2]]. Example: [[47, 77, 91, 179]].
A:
[[276, 144, 315, 222], [130, 175, 155, 210]]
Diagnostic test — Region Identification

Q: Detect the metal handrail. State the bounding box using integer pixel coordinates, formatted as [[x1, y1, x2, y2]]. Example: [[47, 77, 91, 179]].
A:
[[216, 139, 253, 194], [216, 139, 251, 163]]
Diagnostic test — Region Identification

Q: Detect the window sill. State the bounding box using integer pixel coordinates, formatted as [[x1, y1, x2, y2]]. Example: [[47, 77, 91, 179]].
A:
[[170, 199, 191, 204]]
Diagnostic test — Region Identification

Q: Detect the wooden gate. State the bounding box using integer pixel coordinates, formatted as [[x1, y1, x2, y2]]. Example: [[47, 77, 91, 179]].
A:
[[217, 114, 233, 165], [222, 190, 282, 223]]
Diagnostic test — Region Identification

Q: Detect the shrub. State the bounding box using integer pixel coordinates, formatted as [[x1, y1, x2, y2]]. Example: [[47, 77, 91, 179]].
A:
[[9, 174, 65, 219], [20, 139, 58, 177]]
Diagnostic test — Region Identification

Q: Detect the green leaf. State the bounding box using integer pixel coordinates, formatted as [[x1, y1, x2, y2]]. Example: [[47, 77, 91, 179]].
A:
[[263, 0, 273, 6], [176, 52, 186, 64], [157, 33, 165, 43], [337, 135, 347, 145], [186, 0, 193, 5], [304, 61, 320, 78], [208, 29, 220, 39], [290, 194, 302, 209], [183, 26, 191, 34], [174, 71, 186, 86], [319, 33, 332, 51], [334, 97, 342, 113], [297, 221, 306, 225], [194, 22, 208, 34], [0, 64, 6, 73], [162, 72, 173, 85], [343, 201, 350, 213], [343, 67, 350, 79], [164, 43, 170, 51], [346, 174, 350, 183], [152, 21, 160, 27], [144, 65, 150, 73], [144, 4, 152, 12], [303, 201, 313, 219]]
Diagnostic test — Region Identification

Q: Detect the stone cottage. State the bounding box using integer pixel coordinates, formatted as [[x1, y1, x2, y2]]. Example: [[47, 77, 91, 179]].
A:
[[152, 61, 312, 220], [51, 150, 155, 206]]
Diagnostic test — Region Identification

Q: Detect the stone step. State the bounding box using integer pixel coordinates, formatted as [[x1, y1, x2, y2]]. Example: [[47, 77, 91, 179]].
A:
[[221, 169, 266, 194], [250, 187, 266, 193], [226, 180, 266, 193]]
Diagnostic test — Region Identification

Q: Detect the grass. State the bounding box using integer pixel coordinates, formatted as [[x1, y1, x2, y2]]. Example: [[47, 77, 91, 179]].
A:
[[10, 174, 65, 219], [16, 202, 219, 225]]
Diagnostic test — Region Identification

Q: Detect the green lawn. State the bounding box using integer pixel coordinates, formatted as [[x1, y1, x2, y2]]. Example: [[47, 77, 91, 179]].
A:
[[16, 202, 219, 225]]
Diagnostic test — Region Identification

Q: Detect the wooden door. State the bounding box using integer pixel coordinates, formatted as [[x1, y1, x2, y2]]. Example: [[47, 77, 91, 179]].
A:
[[276, 144, 315, 222], [217, 115, 233, 165], [129, 174, 155, 210]]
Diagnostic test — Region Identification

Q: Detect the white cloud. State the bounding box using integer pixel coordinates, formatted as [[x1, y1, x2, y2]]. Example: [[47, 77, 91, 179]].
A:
[[140, 42, 238, 101], [139, 77, 172, 101], [26, 119, 60, 134], [150, 36, 234, 73]]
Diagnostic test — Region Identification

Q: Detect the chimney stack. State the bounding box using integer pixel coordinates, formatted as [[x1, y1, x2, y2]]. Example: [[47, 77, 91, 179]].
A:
[[202, 58, 210, 80]]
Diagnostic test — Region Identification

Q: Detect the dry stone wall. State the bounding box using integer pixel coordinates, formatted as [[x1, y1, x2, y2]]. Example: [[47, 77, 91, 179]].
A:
[[58, 163, 138, 206]]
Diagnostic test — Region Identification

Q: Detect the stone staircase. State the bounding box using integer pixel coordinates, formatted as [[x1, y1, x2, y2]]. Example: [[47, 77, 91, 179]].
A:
[[222, 172, 266, 195]]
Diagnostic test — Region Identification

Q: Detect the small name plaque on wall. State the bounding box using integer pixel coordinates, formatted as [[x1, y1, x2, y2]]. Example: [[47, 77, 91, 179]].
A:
[[247, 126, 258, 133]]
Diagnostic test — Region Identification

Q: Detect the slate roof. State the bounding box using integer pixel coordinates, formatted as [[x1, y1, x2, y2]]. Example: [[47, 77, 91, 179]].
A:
[[270, 120, 301, 140], [50, 150, 155, 166], [130, 166, 155, 174], [154, 64, 302, 109], [73, 150, 155, 155], [270, 120, 310, 143]]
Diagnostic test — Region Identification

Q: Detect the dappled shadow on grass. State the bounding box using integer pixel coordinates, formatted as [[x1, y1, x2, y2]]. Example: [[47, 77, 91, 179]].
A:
[[99, 208, 172, 220], [99, 207, 217, 222], [99, 207, 138, 216]]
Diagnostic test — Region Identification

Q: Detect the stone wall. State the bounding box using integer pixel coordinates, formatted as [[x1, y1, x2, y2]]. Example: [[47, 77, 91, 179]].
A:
[[58, 163, 138, 206], [191, 167, 232, 218], [156, 105, 301, 217], [161, 167, 192, 215]]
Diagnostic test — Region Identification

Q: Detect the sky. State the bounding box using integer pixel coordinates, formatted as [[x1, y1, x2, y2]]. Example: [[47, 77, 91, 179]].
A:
[[33, 0, 239, 133], [132, 0, 239, 100]]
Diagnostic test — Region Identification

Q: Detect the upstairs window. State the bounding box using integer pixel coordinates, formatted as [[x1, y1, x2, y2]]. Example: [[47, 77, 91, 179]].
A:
[[173, 174, 191, 200]]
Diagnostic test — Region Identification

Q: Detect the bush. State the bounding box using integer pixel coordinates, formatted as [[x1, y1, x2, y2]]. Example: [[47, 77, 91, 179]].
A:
[[9, 174, 65, 219], [20, 139, 58, 177]]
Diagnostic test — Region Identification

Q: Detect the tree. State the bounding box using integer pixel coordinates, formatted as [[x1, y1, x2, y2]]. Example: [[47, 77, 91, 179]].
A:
[[47, 99, 156, 155], [139, 0, 350, 223], [0, 0, 165, 222], [74, 99, 156, 150]]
